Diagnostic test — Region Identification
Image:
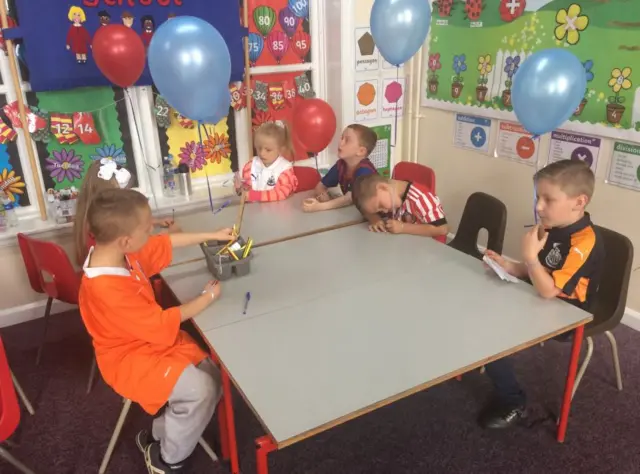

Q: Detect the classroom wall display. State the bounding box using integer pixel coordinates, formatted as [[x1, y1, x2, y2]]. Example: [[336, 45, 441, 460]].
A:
[[495, 121, 539, 166], [0, 95, 30, 206], [354, 27, 379, 71], [453, 113, 491, 154], [547, 130, 600, 172], [30, 87, 137, 191], [381, 78, 405, 119], [247, 0, 310, 67], [355, 80, 378, 121], [10, 0, 245, 91], [422, 1, 640, 141], [369, 124, 392, 177], [607, 141, 640, 192], [250, 71, 314, 161]]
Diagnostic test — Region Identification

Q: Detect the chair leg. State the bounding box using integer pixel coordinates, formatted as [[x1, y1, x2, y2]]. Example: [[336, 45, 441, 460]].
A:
[[0, 445, 35, 474], [98, 398, 132, 474], [36, 297, 53, 366], [10, 371, 35, 416], [87, 356, 98, 395], [479, 366, 485, 374], [604, 331, 623, 391], [198, 438, 219, 463], [571, 336, 593, 400]]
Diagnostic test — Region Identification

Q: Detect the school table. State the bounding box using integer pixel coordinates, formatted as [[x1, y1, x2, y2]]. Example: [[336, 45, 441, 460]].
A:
[[168, 191, 364, 267], [161, 226, 592, 474]]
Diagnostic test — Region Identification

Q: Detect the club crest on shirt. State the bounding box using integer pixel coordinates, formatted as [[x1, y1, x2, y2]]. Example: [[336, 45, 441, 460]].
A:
[[266, 175, 276, 187], [545, 243, 562, 268]]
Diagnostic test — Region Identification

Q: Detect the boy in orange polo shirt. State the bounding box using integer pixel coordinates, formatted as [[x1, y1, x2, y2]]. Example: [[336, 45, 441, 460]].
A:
[[78, 188, 233, 473]]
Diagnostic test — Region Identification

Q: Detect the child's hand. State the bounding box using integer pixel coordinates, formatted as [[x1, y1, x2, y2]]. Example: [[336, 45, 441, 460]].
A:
[[166, 222, 182, 233], [368, 220, 387, 233], [202, 280, 221, 301], [484, 250, 507, 268], [153, 217, 174, 228], [303, 197, 320, 212], [521, 224, 548, 263], [213, 228, 234, 241], [316, 192, 330, 203], [384, 219, 404, 234]]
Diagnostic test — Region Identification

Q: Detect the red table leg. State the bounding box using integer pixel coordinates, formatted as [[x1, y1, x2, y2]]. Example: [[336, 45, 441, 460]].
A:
[[256, 435, 277, 474], [216, 397, 230, 460], [221, 368, 240, 474], [556, 324, 584, 443]]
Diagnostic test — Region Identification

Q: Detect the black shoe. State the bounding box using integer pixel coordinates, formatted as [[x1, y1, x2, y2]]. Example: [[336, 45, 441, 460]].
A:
[[478, 401, 526, 429], [145, 442, 184, 473], [136, 429, 156, 454]]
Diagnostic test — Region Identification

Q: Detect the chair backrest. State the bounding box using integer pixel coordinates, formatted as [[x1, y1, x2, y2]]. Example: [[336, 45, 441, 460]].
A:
[[17, 233, 44, 294], [22, 234, 81, 305], [448, 192, 507, 260], [293, 166, 321, 193], [0, 335, 20, 442], [392, 162, 436, 193], [587, 226, 634, 334]]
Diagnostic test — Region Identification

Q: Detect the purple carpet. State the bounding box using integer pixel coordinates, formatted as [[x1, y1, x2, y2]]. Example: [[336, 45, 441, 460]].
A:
[[2, 312, 640, 474]]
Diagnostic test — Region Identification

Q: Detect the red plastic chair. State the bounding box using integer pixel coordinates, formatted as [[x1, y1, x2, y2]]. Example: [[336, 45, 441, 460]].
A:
[[392, 162, 436, 193], [17, 234, 81, 365], [293, 166, 321, 192], [0, 335, 35, 474]]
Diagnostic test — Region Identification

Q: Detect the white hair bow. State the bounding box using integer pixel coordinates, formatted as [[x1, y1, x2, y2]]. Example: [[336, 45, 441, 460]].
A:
[[98, 158, 131, 189]]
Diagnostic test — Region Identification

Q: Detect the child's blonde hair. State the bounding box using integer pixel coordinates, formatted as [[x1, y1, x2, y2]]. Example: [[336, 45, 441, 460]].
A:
[[68, 6, 86, 22], [254, 121, 294, 160], [73, 161, 119, 265]]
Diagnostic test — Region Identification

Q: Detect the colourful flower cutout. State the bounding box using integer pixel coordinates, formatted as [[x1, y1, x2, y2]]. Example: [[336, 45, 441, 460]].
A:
[[203, 132, 232, 164], [504, 55, 520, 79], [428, 53, 442, 72], [90, 144, 126, 165], [554, 4, 589, 45], [178, 141, 206, 171], [0, 168, 25, 202], [583, 60, 594, 83], [46, 149, 84, 183], [499, 0, 526, 22], [609, 68, 632, 93], [453, 54, 467, 76], [477, 55, 492, 75]]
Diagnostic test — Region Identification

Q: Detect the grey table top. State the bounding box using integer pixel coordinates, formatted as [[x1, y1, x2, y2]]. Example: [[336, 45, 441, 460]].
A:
[[163, 226, 592, 447], [169, 191, 364, 266]]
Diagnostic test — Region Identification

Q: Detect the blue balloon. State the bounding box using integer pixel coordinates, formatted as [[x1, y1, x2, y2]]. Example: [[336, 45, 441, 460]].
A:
[[512, 49, 586, 136], [288, 0, 309, 19], [370, 0, 431, 66], [248, 33, 264, 65], [148, 16, 231, 122], [199, 87, 231, 124]]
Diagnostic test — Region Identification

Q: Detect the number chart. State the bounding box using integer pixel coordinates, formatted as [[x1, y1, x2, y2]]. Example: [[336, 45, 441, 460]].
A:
[[248, 0, 311, 67]]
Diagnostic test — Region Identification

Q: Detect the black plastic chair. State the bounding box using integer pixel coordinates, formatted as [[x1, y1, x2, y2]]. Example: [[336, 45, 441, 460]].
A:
[[571, 225, 633, 399], [448, 192, 507, 259]]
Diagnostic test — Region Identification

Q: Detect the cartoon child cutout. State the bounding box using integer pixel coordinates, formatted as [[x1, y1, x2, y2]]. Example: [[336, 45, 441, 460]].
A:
[[121, 11, 134, 28], [98, 10, 111, 26], [66, 6, 91, 64], [140, 15, 155, 47]]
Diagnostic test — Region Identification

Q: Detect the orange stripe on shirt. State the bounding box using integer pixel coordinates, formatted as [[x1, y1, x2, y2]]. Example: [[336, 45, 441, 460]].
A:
[[247, 167, 298, 202]]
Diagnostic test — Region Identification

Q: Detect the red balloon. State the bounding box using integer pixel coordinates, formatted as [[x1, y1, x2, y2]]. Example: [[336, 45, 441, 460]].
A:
[[92, 25, 145, 88], [292, 98, 337, 154]]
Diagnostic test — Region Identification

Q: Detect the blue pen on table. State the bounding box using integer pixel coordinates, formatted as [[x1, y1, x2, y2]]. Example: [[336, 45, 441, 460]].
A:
[[213, 199, 231, 215], [243, 292, 251, 314]]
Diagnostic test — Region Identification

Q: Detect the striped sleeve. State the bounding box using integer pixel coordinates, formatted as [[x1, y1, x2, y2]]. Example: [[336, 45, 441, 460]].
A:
[[247, 168, 298, 202], [241, 161, 253, 185], [407, 187, 446, 224]]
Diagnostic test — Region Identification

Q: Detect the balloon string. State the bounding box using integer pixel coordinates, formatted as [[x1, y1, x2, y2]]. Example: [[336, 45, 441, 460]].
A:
[[124, 88, 158, 211], [533, 179, 538, 225], [391, 66, 400, 148], [198, 123, 215, 212]]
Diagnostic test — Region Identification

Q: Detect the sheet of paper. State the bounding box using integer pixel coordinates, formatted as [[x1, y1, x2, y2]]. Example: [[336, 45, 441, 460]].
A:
[[483, 255, 519, 283]]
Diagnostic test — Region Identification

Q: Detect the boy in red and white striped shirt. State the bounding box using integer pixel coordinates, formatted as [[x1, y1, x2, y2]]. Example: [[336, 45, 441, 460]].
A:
[[352, 173, 449, 243]]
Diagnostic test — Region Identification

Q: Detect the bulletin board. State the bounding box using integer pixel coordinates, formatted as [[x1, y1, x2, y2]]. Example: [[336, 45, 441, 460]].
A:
[[0, 95, 30, 206], [369, 124, 391, 177], [422, 0, 640, 142], [10, 0, 246, 91], [247, 0, 311, 67]]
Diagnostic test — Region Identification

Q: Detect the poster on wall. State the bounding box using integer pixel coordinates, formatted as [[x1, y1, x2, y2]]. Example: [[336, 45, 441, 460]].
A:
[[354, 27, 379, 71], [0, 96, 30, 207], [422, 1, 640, 141], [381, 78, 405, 119], [606, 141, 640, 192], [247, 0, 311, 67], [355, 80, 378, 121], [547, 130, 600, 171], [369, 124, 392, 177], [495, 121, 539, 166], [10, 0, 245, 91], [453, 114, 491, 154]]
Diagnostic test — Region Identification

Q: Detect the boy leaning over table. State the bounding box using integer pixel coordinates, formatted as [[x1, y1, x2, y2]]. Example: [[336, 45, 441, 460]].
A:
[[480, 159, 605, 429]]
